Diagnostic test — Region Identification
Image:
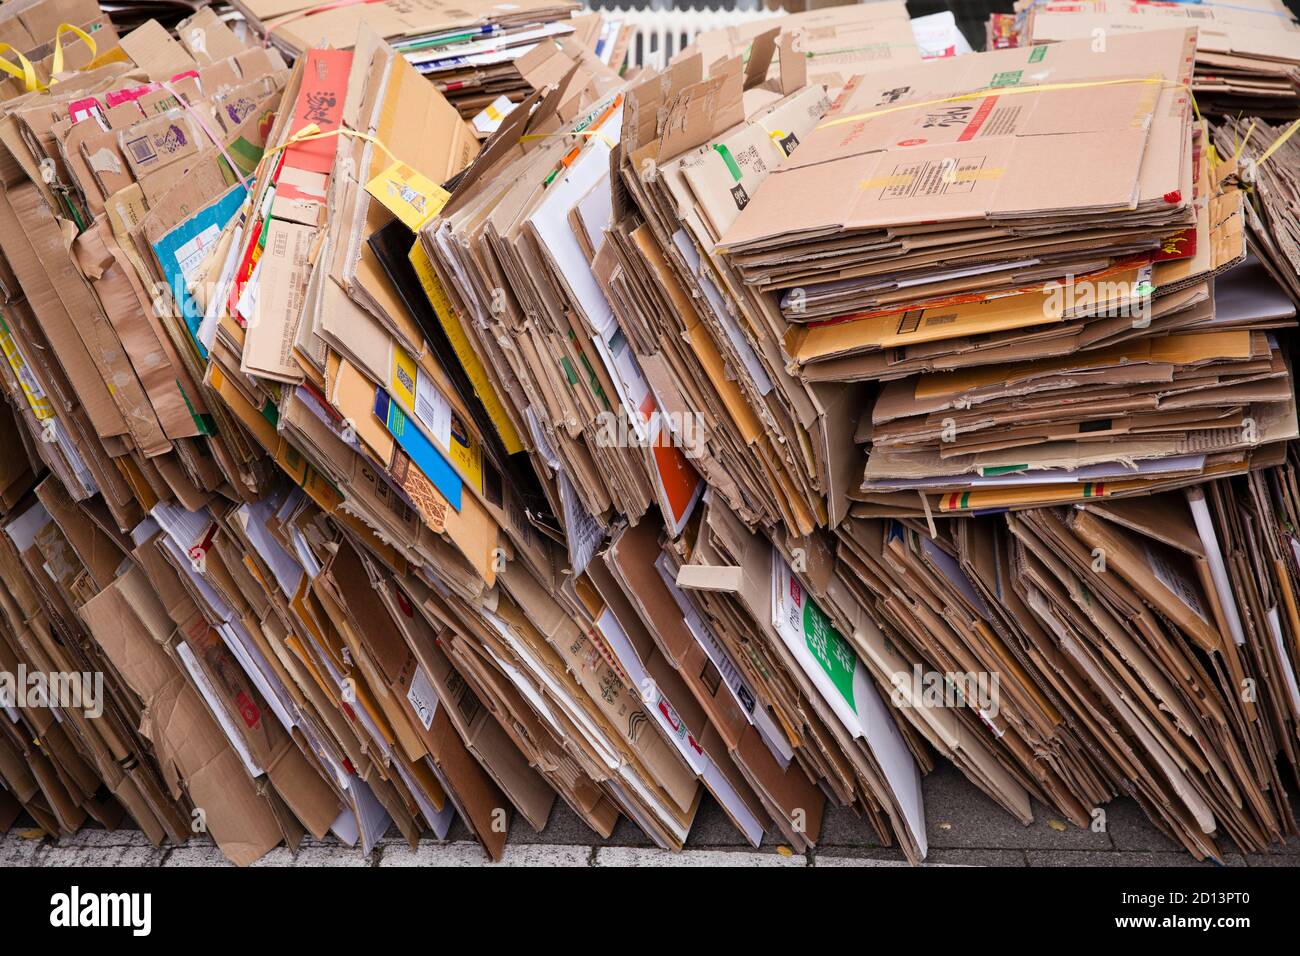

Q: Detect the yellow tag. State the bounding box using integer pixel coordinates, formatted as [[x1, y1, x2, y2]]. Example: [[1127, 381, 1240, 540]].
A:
[[365, 160, 450, 232], [447, 416, 484, 494], [390, 346, 419, 410]]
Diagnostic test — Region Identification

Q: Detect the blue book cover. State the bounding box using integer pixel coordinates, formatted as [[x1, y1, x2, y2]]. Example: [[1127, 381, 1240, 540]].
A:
[[373, 389, 463, 511]]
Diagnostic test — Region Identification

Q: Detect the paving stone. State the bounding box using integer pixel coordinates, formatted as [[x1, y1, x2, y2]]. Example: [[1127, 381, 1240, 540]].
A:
[[814, 846, 907, 866], [378, 840, 590, 867], [815, 857, 915, 867], [813, 845, 1023, 866], [596, 846, 805, 866], [604, 813, 657, 847], [56, 828, 156, 849], [1026, 850, 1247, 867], [160, 843, 232, 867], [923, 762, 1112, 851], [251, 842, 370, 867], [38, 841, 165, 867], [1241, 852, 1300, 867], [0, 832, 47, 865], [815, 802, 880, 848], [928, 848, 1028, 867], [507, 800, 603, 846], [816, 856, 962, 867], [684, 794, 754, 848], [1099, 796, 1184, 852]]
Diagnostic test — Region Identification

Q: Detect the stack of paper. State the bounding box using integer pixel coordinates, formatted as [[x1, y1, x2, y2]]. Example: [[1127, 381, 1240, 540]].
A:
[[991, 0, 1300, 118]]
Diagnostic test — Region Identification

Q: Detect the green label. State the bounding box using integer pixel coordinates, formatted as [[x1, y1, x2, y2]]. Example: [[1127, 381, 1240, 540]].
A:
[[803, 597, 857, 712], [1028, 45, 1047, 63], [990, 70, 1022, 88], [713, 143, 743, 182]]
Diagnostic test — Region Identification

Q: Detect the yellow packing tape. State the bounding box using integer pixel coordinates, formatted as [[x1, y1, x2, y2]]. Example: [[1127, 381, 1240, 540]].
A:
[[859, 167, 1005, 191], [817, 76, 1187, 131]]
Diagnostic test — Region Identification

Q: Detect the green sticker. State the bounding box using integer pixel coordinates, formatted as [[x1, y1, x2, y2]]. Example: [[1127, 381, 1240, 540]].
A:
[[803, 597, 857, 712], [559, 356, 579, 387], [990, 70, 1022, 88], [981, 464, 1028, 477], [713, 143, 743, 182], [1029, 45, 1047, 63]]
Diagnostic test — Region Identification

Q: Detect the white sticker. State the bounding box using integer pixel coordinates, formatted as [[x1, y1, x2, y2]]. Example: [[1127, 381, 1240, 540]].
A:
[[175, 223, 221, 281], [413, 366, 453, 449], [1145, 544, 1208, 622], [406, 665, 439, 731]]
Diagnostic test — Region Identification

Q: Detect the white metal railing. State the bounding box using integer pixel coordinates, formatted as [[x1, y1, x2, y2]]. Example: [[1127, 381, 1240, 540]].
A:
[[606, 6, 971, 71], [608, 5, 788, 70]]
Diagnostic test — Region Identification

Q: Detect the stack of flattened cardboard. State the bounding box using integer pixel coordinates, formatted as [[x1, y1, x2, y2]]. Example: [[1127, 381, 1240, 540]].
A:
[[228, 0, 621, 121], [1214, 115, 1300, 302], [0, 3, 354, 865], [144, 12, 811, 859], [420, 57, 874, 855], [715, 29, 1297, 516], [610, 18, 1300, 863], [992, 0, 1300, 118], [3, 0, 1300, 870], [836, 465, 1300, 858]]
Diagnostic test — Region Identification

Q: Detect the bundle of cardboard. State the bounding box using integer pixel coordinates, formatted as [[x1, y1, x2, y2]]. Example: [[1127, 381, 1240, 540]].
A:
[[989, 0, 1300, 118], [715, 28, 1297, 516], [227, 0, 633, 122], [576, 16, 1299, 860], [2, 0, 1299, 869], [1214, 114, 1300, 303]]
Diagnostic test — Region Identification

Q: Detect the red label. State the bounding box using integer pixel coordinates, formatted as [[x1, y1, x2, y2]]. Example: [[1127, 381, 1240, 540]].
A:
[[958, 96, 999, 142], [287, 48, 354, 175], [236, 691, 262, 729], [1153, 227, 1196, 262]]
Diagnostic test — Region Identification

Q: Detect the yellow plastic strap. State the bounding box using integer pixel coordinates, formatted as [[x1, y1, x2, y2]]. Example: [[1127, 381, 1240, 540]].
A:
[[1234, 119, 1258, 162], [265, 122, 401, 166], [50, 23, 97, 79], [1256, 116, 1300, 169], [816, 76, 1186, 131], [0, 43, 41, 92]]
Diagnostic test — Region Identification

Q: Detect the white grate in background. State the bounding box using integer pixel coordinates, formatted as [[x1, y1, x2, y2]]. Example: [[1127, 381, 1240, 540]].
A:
[[604, 6, 972, 71], [608, 5, 787, 70]]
